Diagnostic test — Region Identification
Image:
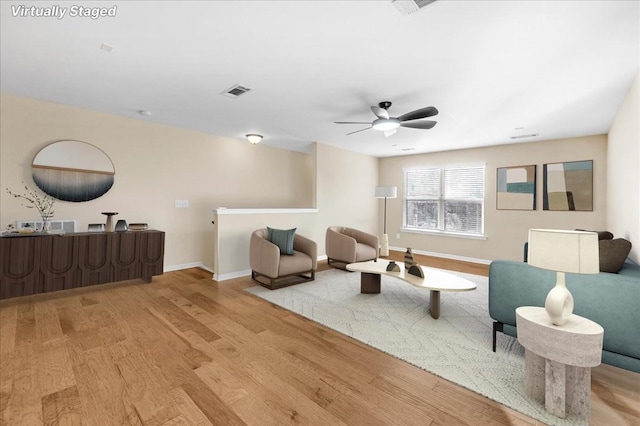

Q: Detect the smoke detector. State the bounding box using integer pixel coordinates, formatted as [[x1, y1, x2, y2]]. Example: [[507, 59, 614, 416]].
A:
[[392, 0, 438, 16], [221, 84, 252, 98]]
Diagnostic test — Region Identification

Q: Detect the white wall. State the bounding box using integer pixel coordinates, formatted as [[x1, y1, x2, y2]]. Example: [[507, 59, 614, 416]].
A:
[[380, 135, 608, 262], [607, 73, 639, 263]]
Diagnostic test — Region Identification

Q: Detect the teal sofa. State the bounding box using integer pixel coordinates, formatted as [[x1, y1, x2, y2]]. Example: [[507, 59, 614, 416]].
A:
[[489, 259, 640, 373]]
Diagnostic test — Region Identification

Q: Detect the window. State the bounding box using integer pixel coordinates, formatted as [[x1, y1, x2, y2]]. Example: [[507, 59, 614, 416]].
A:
[[404, 165, 485, 236]]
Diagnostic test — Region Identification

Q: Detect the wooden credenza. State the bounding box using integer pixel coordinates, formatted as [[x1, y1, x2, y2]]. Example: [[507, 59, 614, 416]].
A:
[[0, 230, 165, 299]]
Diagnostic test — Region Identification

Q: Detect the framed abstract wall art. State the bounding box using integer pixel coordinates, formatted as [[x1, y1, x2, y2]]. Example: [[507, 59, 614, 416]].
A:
[[32, 140, 115, 202], [496, 165, 536, 210], [543, 160, 593, 211]]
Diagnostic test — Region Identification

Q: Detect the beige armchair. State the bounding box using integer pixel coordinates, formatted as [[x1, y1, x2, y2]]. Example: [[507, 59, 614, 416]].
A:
[[326, 226, 379, 269], [250, 228, 317, 289]]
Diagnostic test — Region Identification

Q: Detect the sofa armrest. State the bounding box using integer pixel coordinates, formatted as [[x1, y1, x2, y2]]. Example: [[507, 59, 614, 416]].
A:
[[250, 231, 280, 278], [294, 234, 317, 270]]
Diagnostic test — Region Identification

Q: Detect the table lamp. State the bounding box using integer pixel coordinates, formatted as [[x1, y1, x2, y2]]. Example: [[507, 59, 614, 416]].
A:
[[527, 229, 599, 325], [375, 186, 397, 256]]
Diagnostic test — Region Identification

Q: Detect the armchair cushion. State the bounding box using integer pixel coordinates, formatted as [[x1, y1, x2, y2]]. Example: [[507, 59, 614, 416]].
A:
[[267, 227, 296, 255]]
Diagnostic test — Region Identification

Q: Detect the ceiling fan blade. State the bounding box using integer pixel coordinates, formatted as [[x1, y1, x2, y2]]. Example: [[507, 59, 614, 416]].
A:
[[371, 106, 390, 120], [400, 120, 437, 129], [384, 129, 397, 137], [397, 106, 439, 122], [346, 127, 372, 135], [334, 121, 373, 124]]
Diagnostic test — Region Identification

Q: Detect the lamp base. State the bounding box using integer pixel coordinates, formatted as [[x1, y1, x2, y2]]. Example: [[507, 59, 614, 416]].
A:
[[545, 272, 574, 326], [379, 234, 389, 257]]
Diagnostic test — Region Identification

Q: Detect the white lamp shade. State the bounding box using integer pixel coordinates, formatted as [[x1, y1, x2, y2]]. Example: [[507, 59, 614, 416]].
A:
[[375, 186, 397, 198], [527, 229, 599, 274]]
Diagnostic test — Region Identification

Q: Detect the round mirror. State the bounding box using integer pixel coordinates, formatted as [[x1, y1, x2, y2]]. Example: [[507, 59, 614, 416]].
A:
[[32, 140, 115, 202]]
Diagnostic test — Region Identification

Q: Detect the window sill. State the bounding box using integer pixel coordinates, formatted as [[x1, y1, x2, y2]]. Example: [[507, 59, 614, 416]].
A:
[[401, 228, 487, 240]]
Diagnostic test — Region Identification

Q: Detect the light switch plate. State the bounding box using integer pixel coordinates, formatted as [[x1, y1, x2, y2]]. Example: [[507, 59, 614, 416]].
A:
[[174, 200, 189, 208]]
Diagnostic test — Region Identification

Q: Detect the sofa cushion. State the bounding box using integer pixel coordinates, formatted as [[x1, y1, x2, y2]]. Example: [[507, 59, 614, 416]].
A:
[[599, 238, 632, 273], [267, 227, 296, 255], [279, 251, 313, 276]]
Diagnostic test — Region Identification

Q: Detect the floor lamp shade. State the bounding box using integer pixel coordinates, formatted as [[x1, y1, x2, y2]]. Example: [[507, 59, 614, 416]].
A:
[[375, 186, 397, 257], [375, 186, 398, 199], [527, 229, 599, 325]]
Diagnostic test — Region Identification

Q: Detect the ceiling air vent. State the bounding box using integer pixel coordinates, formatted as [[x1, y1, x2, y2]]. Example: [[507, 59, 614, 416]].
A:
[[392, 0, 438, 16], [510, 133, 539, 140], [221, 84, 251, 98]]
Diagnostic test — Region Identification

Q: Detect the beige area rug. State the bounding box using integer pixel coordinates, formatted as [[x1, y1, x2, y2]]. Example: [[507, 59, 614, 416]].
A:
[[246, 267, 588, 425]]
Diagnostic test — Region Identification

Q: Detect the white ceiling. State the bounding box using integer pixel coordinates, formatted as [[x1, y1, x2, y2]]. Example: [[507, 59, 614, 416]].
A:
[[1, 1, 638, 157]]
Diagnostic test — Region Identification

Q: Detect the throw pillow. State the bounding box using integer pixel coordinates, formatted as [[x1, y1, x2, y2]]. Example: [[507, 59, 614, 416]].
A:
[[599, 238, 632, 273], [575, 229, 614, 240], [267, 227, 296, 255]]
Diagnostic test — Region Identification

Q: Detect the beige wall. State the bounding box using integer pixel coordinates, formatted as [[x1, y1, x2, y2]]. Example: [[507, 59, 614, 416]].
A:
[[0, 93, 313, 269], [380, 136, 608, 262], [314, 142, 380, 240], [607, 72, 639, 263]]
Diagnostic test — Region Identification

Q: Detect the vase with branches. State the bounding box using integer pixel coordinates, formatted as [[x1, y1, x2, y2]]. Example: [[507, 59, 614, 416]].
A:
[[6, 182, 56, 232]]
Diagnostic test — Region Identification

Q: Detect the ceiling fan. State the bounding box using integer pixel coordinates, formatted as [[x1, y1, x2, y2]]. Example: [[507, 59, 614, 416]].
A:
[[335, 101, 438, 137]]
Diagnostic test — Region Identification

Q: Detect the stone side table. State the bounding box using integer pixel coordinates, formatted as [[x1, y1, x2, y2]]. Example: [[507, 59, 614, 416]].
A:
[[515, 306, 603, 420]]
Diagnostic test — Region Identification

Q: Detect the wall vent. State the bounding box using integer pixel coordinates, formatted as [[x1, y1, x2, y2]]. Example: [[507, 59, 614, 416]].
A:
[[392, 0, 438, 16], [221, 84, 252, 98], [16, 219, 78, 233]]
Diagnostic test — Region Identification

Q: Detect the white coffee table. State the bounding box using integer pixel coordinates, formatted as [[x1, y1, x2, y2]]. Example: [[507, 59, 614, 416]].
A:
[[346, 259, 476, 319]]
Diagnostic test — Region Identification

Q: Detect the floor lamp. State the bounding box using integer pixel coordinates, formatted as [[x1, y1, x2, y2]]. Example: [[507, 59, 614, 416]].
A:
[[375, 186, 397, 257]]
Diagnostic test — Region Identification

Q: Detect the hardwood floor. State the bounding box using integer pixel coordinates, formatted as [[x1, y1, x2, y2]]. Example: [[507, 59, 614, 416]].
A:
[[1, 253, 638, 425]]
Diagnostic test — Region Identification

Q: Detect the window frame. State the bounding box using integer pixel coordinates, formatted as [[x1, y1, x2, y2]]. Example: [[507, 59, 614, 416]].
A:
[[402, 163, 486, 238]]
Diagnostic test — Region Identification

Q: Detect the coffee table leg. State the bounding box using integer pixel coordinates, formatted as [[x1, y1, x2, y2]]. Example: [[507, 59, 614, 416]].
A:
[[361, 273, 381, 294], [430, 290, 440, 319]]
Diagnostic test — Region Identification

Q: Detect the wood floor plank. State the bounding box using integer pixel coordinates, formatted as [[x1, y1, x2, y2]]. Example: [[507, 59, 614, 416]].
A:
[[34, 301, 64, 344], [1, 259, 637, 426], [41, 385, 83, 426]]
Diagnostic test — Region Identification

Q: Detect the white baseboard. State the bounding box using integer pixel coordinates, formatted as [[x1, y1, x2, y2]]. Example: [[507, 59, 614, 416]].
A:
[[164, 262, 213, 273], [215, 269, 252, 281], [388, 246, 491, 265]]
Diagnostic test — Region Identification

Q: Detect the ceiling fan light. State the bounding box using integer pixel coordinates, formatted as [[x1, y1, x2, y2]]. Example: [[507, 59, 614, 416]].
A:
[[372, 118, 401, 131]]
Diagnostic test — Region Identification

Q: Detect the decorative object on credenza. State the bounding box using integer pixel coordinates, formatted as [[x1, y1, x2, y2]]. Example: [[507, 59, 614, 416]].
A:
[[18, 223, 35, 234], [375, 186, 397, 256], [5, 182, 55, 232], [88, 223, 106, 232], [407, 264, 425, 278], [404, 247, 415, 269], [102, 212, 118, 232], [527, 229, 599, 326], [115, 219, 128, 232], [496, 165, 536, 210], [543, 160, 593, 211], [32, 140, 115, 202], [386, 260, 400, 272], [128, 223, 149, 231]]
